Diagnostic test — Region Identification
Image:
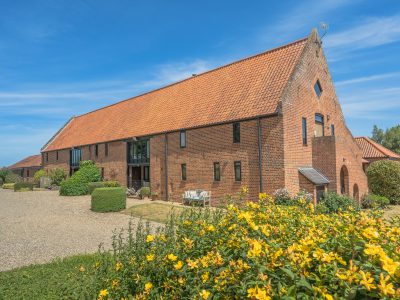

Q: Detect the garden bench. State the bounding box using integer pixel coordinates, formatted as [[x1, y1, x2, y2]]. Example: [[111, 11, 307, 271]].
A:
[[182, 190, 211, 207]]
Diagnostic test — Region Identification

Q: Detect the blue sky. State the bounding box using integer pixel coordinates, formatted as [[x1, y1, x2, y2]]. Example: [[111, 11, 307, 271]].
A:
[[1, 0, 400, 166]]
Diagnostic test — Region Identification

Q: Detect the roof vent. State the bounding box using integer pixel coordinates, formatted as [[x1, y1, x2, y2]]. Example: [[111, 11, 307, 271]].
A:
[[192, 74, 197, 77]]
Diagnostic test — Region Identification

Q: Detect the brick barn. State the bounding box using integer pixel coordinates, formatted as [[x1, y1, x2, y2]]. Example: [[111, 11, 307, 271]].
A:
[[41, 29, 368, 203], [8, 154, 42, 181]]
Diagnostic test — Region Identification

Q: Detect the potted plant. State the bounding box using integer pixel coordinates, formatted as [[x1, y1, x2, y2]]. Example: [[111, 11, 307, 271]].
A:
[[139, 187, 151, 200], [151, 191, 159, 201]]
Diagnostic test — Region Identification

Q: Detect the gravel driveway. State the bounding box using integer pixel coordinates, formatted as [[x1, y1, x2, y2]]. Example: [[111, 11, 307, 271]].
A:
[[0, 189, 151, 271]]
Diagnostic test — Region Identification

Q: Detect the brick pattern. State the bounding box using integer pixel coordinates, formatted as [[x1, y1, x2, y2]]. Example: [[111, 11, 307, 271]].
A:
[[11, 166, 42, 181]]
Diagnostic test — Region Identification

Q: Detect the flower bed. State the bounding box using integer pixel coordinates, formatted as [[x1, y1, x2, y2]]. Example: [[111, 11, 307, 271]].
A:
[[79, 196, 400, 299]]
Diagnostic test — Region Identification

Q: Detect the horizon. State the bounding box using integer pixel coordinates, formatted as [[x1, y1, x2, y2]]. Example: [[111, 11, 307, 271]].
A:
[[1, 0, 400, 166]]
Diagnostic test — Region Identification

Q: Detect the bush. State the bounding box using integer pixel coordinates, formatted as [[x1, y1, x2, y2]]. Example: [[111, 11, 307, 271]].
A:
[[272, 188, 291, 205], [362, 194, 390, 209], [33, 170, 47, 185], [2, 183, 15, 189], [5, 173, 22, 183], [317, 192, 357, 213], [367, 160, 400, 204], [14, 182, 34, 192], [49, 168, 67, 186], [0, 168, 10, 184], [76, 199, 400, 299], [88, 181, 121, 194], [60, 161, 101, 196], [139, 186, 151, 198], [91, 187, 126, 212]]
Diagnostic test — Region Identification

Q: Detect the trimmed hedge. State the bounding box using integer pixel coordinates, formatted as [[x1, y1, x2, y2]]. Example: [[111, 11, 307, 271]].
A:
[[367, 160, 400, 204], [362, 194, 390, 209], [14, 182, 34, 192], [2, 183, 15, 189], [88, 181, 121, 194], [91, 187, 126, 212]]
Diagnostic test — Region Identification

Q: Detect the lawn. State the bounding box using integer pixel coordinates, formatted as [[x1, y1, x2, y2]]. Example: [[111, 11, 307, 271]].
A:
[[123, 202, 188, 223], [0, 254, 99, 299]]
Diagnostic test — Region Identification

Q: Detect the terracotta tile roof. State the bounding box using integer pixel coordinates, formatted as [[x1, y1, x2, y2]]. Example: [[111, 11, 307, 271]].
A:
[[355, 137, 400, 160], [43, 36, 308, 151], [8, 154, 42, 169]]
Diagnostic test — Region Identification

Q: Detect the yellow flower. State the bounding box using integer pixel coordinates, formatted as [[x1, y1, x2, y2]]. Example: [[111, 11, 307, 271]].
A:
[[362, 227, 379, 240], [99, 289, 108, 298], [146, 235, 154, 243], [115, 262, 123, 271], [178, 277, 186, 285], [144, 282, 153, 292], [378, 273, 395, 296], [174, 260, 183, 270], [199, 289, 211, 299], [146, 253, 155, 262], [202, 272, 209, 283], [167, 253, 177, 261], [159, 234, 167, 242], [247, 286, 270, 300], [259, 193, 267, 201], [241, 186, 249, 194], [247, 239, 263, 258], [187, 258, 198, 269], [112, 279, 119, 289], [182, 237, 194, 249], [207, 225, 215, 232], [79, 266, 85, 272], [364, 244, 384, 256], [359, 270, 376, 291]]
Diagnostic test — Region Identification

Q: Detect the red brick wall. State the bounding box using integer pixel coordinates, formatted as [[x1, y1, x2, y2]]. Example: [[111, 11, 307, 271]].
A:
[[11, 166, 41, 181], [280, 31, 368, 199]]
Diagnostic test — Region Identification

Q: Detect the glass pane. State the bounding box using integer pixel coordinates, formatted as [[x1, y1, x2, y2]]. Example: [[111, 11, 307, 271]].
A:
[[180, 131, 186, 147]]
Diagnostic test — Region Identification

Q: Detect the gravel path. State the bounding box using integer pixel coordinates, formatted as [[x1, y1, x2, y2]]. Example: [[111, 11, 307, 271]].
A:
[[0, 189, 154, 271]]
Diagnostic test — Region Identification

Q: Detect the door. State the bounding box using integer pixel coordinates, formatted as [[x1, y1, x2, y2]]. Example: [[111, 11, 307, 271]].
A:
[[128, 166, 142, 190]]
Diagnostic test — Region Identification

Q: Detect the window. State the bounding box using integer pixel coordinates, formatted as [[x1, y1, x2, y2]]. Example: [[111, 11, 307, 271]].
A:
[[314, 114, 324, 137], [70, 148, 82, 168], [181, 164, 187, 181], [27, 169, 30, 177], [180, 130, 186, 148], [144, 166, 150, 182], [105, 143, 109, 156], [233, 122, 240, 143], [314, 80, 323, 98], [302, 117, 307, 145], [46, 153, 49, 162], [331, 124, 335, 136], [95, 144, 99, 157], [56, 151, 59, 161], [213, 162, 221, 181], [101, 167, 104, 180], [127, 139, 150, 164], [234, 161, 241, 181]]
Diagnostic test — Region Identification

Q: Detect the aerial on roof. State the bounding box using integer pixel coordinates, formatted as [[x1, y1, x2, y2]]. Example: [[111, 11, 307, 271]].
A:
[[8, 154, 42, 169], [42, 34, 311, 152], [355, 137, 400, 160]]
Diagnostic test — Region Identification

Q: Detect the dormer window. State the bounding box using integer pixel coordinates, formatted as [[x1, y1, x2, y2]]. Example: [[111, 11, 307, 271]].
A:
[[314, 80, 323, 98]]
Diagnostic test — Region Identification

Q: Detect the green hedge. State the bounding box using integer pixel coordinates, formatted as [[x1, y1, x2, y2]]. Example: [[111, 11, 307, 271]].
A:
[[2, 183, 15, 189], [91, 187, 126, 212], [362, 194, 390, 209], [14, 182, 34, 192], [60, 161, 101, 196], [367, 160, 400, 204], [88, 181, 120, 194], [317, 192, 357, 213], [139, 186, 151, 198]]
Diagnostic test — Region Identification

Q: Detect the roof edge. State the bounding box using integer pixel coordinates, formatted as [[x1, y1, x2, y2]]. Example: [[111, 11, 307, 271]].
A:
[[355, 136, 400, 158], [41, 116, 75, 152]]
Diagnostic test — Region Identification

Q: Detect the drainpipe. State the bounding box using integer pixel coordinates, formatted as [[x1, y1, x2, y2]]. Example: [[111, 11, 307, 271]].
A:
[[257, 118, 263, 193], [164, 133, 169, 201]]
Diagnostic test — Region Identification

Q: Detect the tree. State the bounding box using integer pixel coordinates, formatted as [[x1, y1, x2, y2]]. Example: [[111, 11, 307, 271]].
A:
[[0, 168, 10, 184], [371, 124, 400, 154]]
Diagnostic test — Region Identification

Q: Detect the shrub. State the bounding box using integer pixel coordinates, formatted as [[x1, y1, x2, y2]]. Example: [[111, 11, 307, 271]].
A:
[[14, 182, 34, 192], [139, 186, 151, 198], [0, 168, 10, 184], [49, 168, 67, 186], [362, 194, 390, 209], [104, 181, 120, 188], [60, 161, 101, 196], [88, 182, 106, 194], [367, 160, 400, 204], [5, 172, 22, 183], [33, 169, 47, 185], [76, 199, 400, 299], [272, 188, 291, 205], [2, 183, 15, 189], [317, 192, 356, 213], [91, 187, 126, 212]]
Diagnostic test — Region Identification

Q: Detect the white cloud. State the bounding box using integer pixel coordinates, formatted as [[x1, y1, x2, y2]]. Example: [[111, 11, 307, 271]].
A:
[[335, 72, 400, 86]]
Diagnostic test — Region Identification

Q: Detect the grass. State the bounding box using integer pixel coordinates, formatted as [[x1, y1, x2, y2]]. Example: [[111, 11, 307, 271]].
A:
[[383, 205, 400, 220], [123, 203, 188, 223], [0, 254, 98, 299]]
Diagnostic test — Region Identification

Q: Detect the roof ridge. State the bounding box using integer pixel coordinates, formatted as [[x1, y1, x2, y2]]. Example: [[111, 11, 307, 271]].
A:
[[75, 36, 308, 119]]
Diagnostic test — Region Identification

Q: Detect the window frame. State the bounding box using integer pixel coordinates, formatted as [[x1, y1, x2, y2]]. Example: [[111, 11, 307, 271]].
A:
[[314, 80, 323, 98], [181, 163, 187, 181], [331, 124, 335, 136], [302, 117, 307, 146], [56, 151, 59, 161], [105, 143, 109, 157], [233, 122, 240, 143], [315, 113, 325, 137], [95, 144, 99, 157], [213, 162, 221, 181], [46, 153, 49, 162], [234, 161, 241, 182], [180, 130, 186, 148]]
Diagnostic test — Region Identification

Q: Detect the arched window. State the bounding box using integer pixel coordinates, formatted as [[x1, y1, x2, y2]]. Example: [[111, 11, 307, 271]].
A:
[[353, 184, 359, 201], [340, 165, 349, 195]]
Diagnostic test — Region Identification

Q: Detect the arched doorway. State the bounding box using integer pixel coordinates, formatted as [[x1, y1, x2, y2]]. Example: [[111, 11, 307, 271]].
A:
[[340, 165, 349, 195], [353, 184, 359, 201]]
